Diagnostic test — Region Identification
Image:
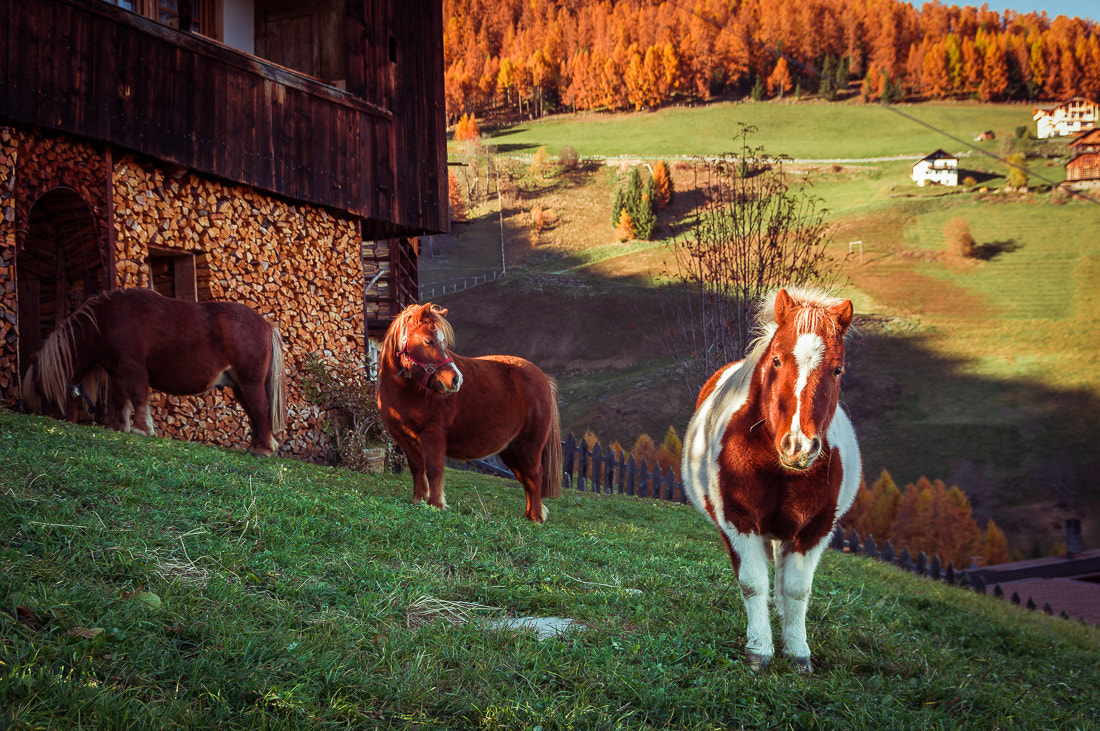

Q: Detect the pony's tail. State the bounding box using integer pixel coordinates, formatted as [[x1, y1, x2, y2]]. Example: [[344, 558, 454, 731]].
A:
[[541, 380, 563, 499], [267, 325, 288, 434]]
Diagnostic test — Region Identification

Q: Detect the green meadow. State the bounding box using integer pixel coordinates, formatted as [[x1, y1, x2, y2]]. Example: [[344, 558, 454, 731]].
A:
[[488, 101, 1033, 161], [2, 411, 1098, 728]]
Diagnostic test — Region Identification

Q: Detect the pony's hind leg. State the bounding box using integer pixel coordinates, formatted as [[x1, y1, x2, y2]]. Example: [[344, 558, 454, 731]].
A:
[[498, 446, 545, 523], [229, 376, 276, 456]]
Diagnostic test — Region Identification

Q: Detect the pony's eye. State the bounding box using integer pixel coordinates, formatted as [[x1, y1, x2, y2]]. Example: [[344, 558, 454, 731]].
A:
[[772, 357, 782, 368], [834, 366, 844, 377]]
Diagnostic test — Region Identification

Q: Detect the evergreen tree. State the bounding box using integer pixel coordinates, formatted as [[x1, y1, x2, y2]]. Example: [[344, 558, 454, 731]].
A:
[[819, 56, 837, 100], [633, 178, 658, 239], [750, 76, 765, 101]]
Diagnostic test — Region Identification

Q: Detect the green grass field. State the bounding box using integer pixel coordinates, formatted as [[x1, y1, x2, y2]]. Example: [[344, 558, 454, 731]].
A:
[[3, 411, 1098, 728], [485, 102, 1034, 161], [434, 102, 1100, 554]]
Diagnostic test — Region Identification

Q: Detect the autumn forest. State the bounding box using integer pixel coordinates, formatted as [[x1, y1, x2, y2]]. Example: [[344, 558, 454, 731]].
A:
[[443, 0, 1100, 120]]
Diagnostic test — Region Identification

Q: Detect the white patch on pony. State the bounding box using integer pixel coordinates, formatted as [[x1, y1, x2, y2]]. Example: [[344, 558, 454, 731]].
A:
[[682, 361, 752, 526], [437, 328, 464, 390], [789, 333, 825, 448]]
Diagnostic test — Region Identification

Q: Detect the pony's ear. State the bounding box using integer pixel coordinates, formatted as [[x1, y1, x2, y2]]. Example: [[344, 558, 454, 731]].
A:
[[831, 299, 854, 334], [774, 289, 794, 325], [430, 304, 449, 319]]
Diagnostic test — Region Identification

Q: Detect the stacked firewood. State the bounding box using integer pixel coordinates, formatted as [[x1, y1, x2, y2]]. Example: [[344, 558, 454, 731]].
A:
[[115, 156, 372, 461], [0, 128, 16, 396]]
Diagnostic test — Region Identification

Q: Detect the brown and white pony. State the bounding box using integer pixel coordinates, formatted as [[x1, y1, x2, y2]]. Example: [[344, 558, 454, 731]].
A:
[[377, 303, 562, 522], [682, 287, 860, 672], [21, 287, 287, 456]]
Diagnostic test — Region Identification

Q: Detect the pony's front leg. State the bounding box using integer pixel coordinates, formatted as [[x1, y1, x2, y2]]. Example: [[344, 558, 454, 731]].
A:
[[106, 378, 134, 433], [774, 542, 828, 673], [132, 398, 155, 436], [419, 432, 448, 510], [728, 533, 774, 669], [399, 440, 431, 504]]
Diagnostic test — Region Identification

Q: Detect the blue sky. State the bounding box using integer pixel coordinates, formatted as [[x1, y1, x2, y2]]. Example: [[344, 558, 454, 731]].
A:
[[987, 2, 1096, 21]]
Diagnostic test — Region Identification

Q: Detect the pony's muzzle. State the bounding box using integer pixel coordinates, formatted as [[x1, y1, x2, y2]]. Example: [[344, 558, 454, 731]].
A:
[[779, 433, 822, 470], [434, 365, 462, 394]]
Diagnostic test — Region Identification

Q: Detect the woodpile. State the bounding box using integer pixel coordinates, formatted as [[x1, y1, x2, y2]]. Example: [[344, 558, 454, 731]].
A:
[[114, 155, 371, 461], [0, 128, 16, 395], [1, 126, 381, 463]]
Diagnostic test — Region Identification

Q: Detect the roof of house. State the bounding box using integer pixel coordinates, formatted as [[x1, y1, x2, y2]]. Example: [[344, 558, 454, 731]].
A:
[[973, 548, 1100, 625], [1070, 128, 1100, 147], [920, 149, 957, 161], [983, 577, 1100, 624], [1033, 96, 1099, 114], [912, 149, 958, 170]]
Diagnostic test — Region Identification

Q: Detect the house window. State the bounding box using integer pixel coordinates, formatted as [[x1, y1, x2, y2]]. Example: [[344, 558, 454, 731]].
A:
[[148, 248, 198, 301], [103, 0, 218, 38]]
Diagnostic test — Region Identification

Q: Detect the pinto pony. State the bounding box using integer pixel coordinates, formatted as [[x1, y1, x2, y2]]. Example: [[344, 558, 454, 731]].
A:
[[682, 287, 860, 672], [377, 303, 562, 522], [21, 288, 287, 456]]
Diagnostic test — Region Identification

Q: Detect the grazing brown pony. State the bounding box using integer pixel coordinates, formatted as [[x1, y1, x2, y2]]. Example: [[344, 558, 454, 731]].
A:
[[377, 303, 562, 522], [681, 287, 861, 673], [21, 287, 287, 456]]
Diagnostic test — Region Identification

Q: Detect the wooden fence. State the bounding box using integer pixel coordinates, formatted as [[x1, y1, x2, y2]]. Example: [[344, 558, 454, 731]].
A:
[[830, 529, 1090, 624], [450, 433, 1088, 624]]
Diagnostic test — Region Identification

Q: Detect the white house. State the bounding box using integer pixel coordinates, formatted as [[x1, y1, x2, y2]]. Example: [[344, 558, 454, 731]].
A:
[[1033, 97, 1099, 139], [911, 149, 958, 187]]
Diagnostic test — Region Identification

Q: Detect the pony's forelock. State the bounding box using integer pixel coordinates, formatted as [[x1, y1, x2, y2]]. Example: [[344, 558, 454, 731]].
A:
[[740, 286, 854, 377], [383, 303, 455, 357]]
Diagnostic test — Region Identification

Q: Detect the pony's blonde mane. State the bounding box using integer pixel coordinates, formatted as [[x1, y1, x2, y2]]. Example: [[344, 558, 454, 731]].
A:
[[382, 303, 455, 358], [28, 295, 108, 410]]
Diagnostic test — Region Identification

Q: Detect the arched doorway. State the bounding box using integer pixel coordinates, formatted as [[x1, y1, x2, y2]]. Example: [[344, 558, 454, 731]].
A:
[[16, 187, 107, 377]]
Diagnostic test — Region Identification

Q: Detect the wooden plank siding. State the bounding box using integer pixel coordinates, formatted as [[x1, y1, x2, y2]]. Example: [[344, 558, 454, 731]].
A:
[[0, 0, 446, 237]]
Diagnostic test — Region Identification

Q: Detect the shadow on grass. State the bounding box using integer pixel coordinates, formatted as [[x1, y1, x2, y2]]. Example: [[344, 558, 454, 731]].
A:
[[973, 239, 1021, 261], [958, 169, 1000, 186], [843, 323, 1099, 552]]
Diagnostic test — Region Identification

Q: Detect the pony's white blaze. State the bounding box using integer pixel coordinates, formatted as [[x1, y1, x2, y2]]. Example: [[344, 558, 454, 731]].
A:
[[787, 332, 825, 455]]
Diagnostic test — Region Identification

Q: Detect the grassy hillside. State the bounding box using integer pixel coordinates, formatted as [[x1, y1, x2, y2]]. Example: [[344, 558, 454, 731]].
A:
[[2, 410, 1098, 728], [429, 102, 1100, 554], [488, 101, 1033, 161]]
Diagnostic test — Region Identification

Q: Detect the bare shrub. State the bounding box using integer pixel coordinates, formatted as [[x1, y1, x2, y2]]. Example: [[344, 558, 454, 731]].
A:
[[657, 124, 845, 397], [944, 217, 976, 258]]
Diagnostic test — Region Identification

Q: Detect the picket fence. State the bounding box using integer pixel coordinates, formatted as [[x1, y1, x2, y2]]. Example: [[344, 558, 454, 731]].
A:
[[449, 433, 1086, 623]]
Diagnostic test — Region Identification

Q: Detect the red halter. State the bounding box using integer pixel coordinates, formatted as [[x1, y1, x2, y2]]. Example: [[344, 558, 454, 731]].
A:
[[397, 327, 455, 389]]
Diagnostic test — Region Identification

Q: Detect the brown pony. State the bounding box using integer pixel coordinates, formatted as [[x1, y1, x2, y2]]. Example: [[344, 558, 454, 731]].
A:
[[21, 287, 287, 456], [377, 303, 563, 522], [681, 287, 860, 673]]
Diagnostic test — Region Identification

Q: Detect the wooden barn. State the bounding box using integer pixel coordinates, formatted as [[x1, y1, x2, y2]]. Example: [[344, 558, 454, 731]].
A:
[[1065, 128, 1100, 189], [0, 0, 448, 460]]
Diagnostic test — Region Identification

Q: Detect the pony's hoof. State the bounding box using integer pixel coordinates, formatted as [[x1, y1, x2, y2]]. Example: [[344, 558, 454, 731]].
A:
[[790, 656, 814, 674], [745, 651, 772, 671]]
